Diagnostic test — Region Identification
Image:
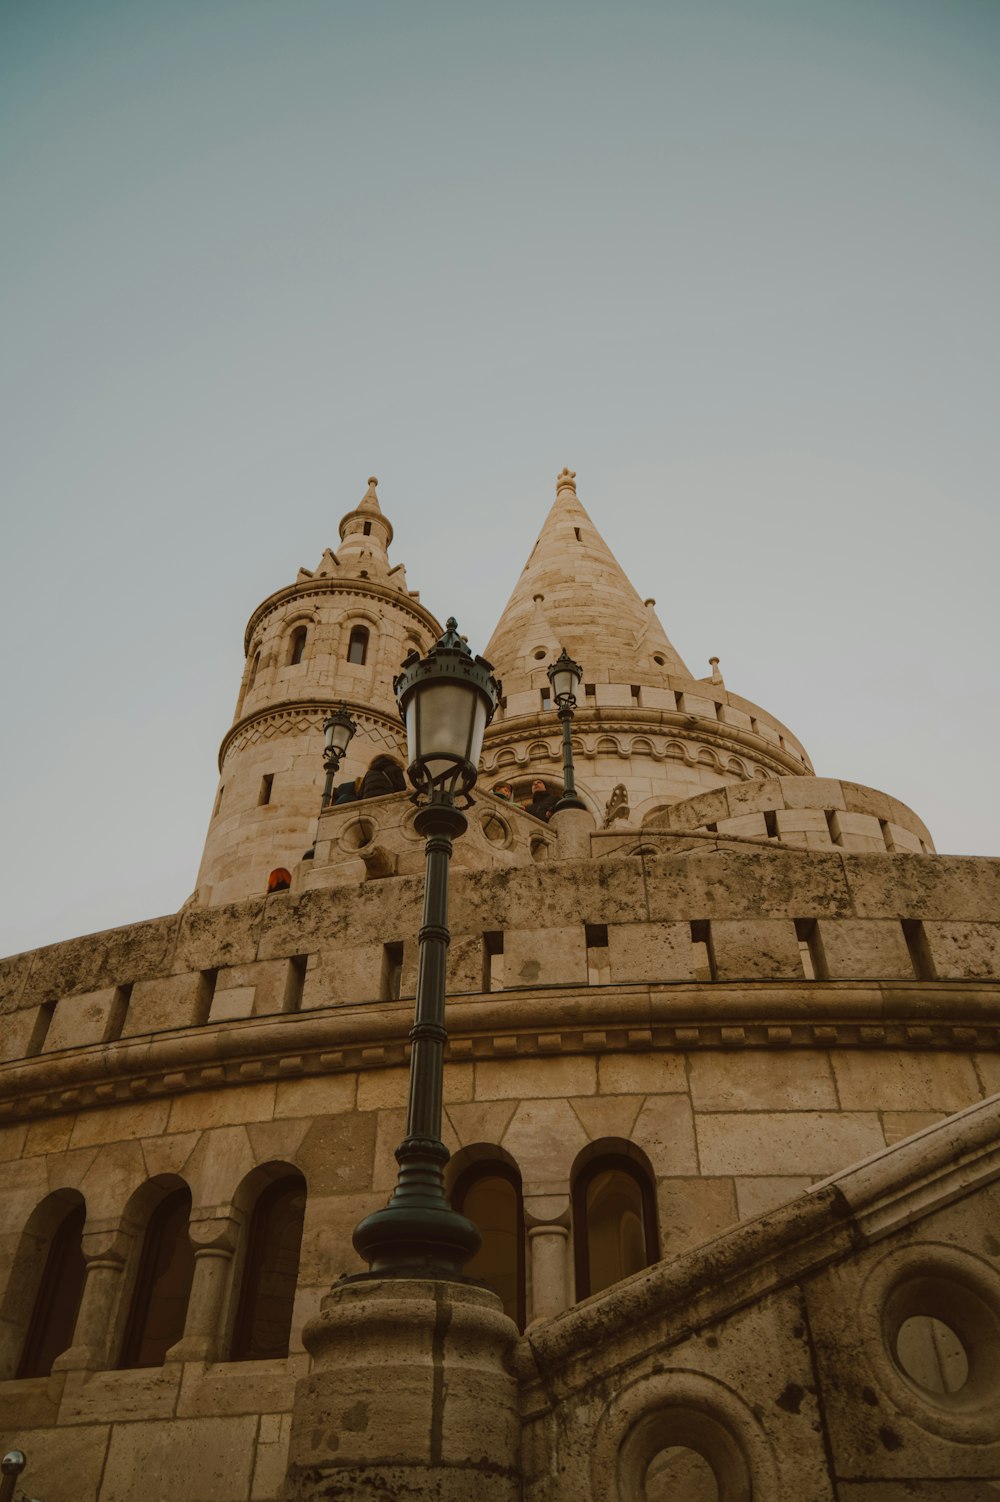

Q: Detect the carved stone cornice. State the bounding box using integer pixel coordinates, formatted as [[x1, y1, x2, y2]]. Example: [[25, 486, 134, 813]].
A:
[[244, 579, 442, 655], [1, 981, 997, 1128], [217, 699, 403, 772], [483, 706, 812, 780]]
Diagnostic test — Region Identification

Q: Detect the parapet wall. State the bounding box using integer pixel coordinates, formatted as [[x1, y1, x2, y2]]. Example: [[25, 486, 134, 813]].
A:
[[2, 846, 1000, 1502]]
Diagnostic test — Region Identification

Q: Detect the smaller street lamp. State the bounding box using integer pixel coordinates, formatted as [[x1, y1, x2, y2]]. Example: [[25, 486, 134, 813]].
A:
[[546, 647, 587, 812], [352, 619, 501, 1278], [320, 704, 359, 808]]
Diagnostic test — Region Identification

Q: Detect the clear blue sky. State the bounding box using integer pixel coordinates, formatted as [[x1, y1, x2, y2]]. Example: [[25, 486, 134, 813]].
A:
[[2, 0, 998, 957]]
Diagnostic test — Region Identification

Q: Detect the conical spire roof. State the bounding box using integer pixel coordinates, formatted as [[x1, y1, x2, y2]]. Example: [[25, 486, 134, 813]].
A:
[[483, 469, 689, 685]]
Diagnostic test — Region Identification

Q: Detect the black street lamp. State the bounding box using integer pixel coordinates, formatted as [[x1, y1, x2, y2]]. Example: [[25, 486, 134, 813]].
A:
[[547, 647, 587, 812], [320, 704, 359, 808], [352, 619, 501, 1278]]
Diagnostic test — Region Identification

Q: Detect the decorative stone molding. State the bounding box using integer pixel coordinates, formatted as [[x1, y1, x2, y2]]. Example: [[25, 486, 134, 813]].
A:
[[219, 701, 403, 771]]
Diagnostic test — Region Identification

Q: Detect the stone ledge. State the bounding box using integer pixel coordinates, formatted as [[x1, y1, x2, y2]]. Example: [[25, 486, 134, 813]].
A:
[[0, 982, 999, 1124]]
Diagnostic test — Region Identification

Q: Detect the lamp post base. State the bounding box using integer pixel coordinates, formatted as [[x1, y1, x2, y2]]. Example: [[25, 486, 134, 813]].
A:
[[352, 1138, 481, 1279], [285, 1277, 521, 1502]]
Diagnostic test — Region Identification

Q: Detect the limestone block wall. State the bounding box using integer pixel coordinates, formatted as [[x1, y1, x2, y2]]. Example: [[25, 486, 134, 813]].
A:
[[639, 775, 936, 855], [2, 848, 1000, 1500], [519, 1096, 1000, 1499]]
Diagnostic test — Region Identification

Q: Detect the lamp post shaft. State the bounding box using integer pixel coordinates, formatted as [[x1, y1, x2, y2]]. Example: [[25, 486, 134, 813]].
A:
[[558, 703, 578, 801], [351, 798, 480, 1278], [404, 814, 457, 1144]]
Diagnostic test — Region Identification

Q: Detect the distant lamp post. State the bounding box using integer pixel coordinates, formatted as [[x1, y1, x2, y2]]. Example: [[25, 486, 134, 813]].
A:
[[320, 704, 358, 808], [352, 619, 501, 1278], [547, 648, 587, 812], [0, 1453, 27, 1502]]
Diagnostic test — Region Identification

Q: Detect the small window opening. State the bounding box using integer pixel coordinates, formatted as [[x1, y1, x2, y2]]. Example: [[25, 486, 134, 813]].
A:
[[483, 931, 504, 992], [540, 688, 551, 712], [794, 920, 825, 980], [880, 819, 897, 852], [194, 969, 218, 1025], [653, 654, 666, 667], [347, 626, 369, 665], [27, 1001, 56, 1057], [16, 1202, 87, 1379], [763, 810, 778, 839], [453, 1164, 525, 1331], [574, 1156, 659, 1300], [714, 702, 725, 722], [690, 921, 716, 981], [383, 942, 404, 1000], [119, 1188, 195, 1370], [825, 809, 842, 846], [902, 920, 936, 980], [533, 648, 547, 661], [673, 691, 683, 711], [630, 685, 641, 705], [284, 955, 307, 1013], [704, 822, 717, 834], [750, 717, 759, 735], [360, 570, 369, 578], [498, 696, 507, 715], [104, 983, 132, 1042], [584, 683, 596, 704], [259, 774, 274, 806], [247, 651, 260, 691], [574, 527, 582, 541], [288, 626, 307, 666], [213, 784, 224, 818], [362, 520, 372, 536], [231, 1176, 306, 1361], [585, 924, 610, 985]]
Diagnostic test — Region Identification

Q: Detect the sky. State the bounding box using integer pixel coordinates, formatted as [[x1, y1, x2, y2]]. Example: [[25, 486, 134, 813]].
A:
[[2, 0, 998, 959]]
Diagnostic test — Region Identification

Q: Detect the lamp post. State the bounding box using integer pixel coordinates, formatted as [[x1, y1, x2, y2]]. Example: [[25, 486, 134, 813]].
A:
[[320, 703, 358, 808], [547, 647, 587, 812], [352, 619, 501, 1278]]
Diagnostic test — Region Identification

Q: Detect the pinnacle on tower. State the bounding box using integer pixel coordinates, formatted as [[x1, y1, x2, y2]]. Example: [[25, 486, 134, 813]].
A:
[[483, 468, 689, 686]]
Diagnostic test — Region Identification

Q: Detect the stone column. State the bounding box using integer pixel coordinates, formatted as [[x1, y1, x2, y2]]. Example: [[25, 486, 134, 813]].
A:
[[52, 1229, 128, 1372], [549, 805, 596, 860], [283, 1277, 520, 1502], [167, 1213, 238, 1364], [527, 1224, 571, 1325]]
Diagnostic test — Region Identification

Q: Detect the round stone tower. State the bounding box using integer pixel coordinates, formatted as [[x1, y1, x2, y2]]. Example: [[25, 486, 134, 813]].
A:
[[194, 478, 442, 906], [481, 468, 814, 824]]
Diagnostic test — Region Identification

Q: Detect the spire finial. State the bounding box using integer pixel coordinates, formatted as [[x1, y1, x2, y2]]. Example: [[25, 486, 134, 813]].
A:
[[556, 467, 577, 495], [366, 475, 378, 495]]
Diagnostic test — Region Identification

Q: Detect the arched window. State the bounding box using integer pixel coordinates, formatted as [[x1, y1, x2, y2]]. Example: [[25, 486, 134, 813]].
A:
[[231, 1174, 306, 1360], [347, 625, 369, 665], [16, 1201, 87, 1378], [247, 650, 260, 691], [119, 1187, 195, 1369], [287, 626, 307, 666], [453, 1162, 525, 1330], [573, 1154, 659, 1300]]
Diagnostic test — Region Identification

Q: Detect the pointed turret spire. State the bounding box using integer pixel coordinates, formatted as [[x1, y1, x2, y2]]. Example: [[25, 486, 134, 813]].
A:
[[483, 469, 689, 687], [336, 472, 399, 581]]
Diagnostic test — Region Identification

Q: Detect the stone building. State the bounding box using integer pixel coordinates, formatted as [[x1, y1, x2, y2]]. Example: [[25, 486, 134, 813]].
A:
[[2, 470, 1000, 1501]]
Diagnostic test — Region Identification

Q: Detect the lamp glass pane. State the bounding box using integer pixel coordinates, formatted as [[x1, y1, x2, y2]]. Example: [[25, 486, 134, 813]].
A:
[[329, 720, 353, 754], [405, 679, 478, 780], [551, 665, 578, 699]]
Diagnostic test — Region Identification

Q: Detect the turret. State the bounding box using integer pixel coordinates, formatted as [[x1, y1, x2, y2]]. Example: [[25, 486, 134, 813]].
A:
[[194, 477, 441, 906], [481, 469, 814, 823]]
